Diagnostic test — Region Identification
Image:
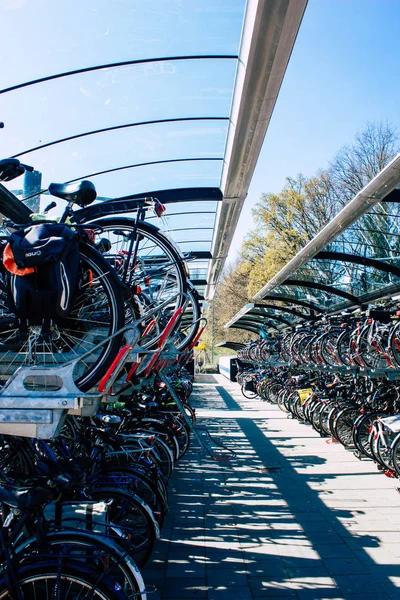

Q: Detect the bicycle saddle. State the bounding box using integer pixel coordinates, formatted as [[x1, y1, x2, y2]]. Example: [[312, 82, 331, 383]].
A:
[[367, 308, 397, 323], [0, 485, 53, 509], [0, 158, 26, 182], [48, 180, 97, 206]]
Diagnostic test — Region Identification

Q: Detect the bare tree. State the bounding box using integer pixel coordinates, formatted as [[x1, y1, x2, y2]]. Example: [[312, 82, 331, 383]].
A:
[[330, 121, 398, 206]]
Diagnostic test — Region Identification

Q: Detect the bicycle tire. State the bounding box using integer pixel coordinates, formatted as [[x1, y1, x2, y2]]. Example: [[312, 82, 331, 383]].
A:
[[86, 486, 158, 568], [0, 561, 131, 599], [353, 411, 386, 459], [373, 429, 396, 470], [14, 530, 146, 599], [390, 432, 400, 477], [310, 402, 326, 435], [175, 281, 202, 351], [84, 218, 188, 347], [319, 401, 336, 437], [99, 464, 168, 525], [241, 384, 257, 399], [0, 242, 125, 392], [277, 390, 290, 413], [334, 407, 359, 448]]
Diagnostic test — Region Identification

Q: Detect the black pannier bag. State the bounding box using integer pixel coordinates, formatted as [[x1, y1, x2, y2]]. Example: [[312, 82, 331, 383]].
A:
[[7, 223, 79, 325]]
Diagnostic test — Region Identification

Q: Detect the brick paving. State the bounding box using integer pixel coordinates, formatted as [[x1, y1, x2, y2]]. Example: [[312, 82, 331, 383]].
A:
[[143, 375, 400, 599]]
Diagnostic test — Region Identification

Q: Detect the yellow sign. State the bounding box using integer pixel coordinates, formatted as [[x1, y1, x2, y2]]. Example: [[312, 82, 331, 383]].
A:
[[297, 388, 313, 404]]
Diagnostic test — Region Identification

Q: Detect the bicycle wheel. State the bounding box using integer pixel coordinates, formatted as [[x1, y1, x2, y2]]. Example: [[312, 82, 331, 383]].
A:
[[277, 389, 290, 413], [85, 218, 188, 346], [390, 432, 400, 476], [100, 466, 167, 526], [310, 402, 326, 435], [175, 281, 202, 351], [334, 407, 359, 448], [241, 383, 257, 399], [0, 243, 125, 391], [336, 330, 353, 366], [87, 486, 158, 568], [0, 562, 131, 599], [170, 414, 191, 458], [15, 530, 146, 599], [388, 320, 400, 367], [319, 401, 336, 437], [293, 396, 306, 421], [353, 412, 386, 459], [320, 332, 341, 366], [357, 332, 381, 369], [373, 429, 396, 470], [266, 382, 282, 404], [149, 436, 175, 478]]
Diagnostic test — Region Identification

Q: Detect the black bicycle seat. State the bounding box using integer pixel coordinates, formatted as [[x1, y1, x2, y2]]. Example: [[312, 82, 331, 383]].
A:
[[0, 158, 26, 182], [48, 180, 97, 206], [0, 485, 53, 509], [367, 308, 396, 323]]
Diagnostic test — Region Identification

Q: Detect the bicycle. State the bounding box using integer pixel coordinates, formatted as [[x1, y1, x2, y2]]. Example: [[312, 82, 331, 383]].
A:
[[0, 159, 125, 392]]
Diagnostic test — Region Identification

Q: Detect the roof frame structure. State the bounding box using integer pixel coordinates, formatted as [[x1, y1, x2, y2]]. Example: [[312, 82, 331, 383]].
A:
[[315, 251, 400, 278], [252, 154, 400, 302], [283, 279, 362, 305], [230, 323, 274, 334], [216, 341, 246, 351], [206, 0, 308, 297], [253, 303, 317, 321], [260, 295, 325, 313], [238, 312, 292, 327], [226, 154, 400, 334], [0, 55, 238, 95], [1, 0, 308, 303]]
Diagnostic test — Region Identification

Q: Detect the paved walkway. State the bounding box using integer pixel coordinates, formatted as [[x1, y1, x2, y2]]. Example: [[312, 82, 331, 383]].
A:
[[143, 375, 400, 599]]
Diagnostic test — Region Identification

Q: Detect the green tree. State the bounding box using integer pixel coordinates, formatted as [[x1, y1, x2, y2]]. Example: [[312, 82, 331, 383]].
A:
[[217, 120, 399, 342]]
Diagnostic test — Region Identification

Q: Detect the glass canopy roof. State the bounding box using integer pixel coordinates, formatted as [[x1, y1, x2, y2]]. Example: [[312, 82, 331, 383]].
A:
[[226, 157, 400, 334], [0, 0, 245, 299], [0, 0, 308, 302]]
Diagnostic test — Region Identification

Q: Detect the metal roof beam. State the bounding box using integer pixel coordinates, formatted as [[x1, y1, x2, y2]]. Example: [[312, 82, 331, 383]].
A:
[[236, 317, 280, 330], [13, 119, 228, 159], [260, 295, 325, 313], [253, 303, 315, 320], [244, 311, 292, 326], [206, 0, 308, 298], [283, 279, 361, 305], [315, 251, 400, 278], [0, 55, 238, 95], [230, 323, 273, 333], [216, 341, 246, 350], [253, 153, 400, 301], [73, 187, 223, 222]]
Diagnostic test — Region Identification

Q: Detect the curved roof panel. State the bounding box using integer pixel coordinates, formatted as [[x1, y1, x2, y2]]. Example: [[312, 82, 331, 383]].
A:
[[0, 0, 307, 299]]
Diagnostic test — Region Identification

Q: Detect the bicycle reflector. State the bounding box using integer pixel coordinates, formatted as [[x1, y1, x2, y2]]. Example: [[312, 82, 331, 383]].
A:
[[84, 229, 96, 243], [154, 200, 166, 218]]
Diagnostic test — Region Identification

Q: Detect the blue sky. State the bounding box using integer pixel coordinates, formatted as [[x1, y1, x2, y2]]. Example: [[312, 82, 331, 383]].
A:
[[228, 0, 400, 260], [0, 0, 399, 270]]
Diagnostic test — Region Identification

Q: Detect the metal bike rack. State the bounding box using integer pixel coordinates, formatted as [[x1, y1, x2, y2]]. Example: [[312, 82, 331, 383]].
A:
[[0, 323, 142, 439]]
